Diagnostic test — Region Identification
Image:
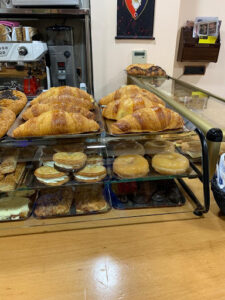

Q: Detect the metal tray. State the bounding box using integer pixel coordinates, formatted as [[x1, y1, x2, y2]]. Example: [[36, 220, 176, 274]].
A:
[[32, 184, 111, 219], [7, 102, 104, 140]]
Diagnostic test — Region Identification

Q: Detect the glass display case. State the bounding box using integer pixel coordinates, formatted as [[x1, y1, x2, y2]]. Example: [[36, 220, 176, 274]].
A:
[[127, 75, 225, 178]]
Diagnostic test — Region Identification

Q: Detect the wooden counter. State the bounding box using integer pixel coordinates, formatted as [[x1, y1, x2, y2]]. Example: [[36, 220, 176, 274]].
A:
[[0, 179, 224, 300]]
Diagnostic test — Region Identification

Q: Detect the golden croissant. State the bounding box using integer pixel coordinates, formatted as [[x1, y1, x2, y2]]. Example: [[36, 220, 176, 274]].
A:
[[30, 86, 93, 106], [102, 97, 164, 120], [22, 102, 95, 120], [29, 95, 93, 110], [110, 107, 183, 134], [13, 110, 100, 137], [99, 85, 165, 106], [0, 107, 16, 138]]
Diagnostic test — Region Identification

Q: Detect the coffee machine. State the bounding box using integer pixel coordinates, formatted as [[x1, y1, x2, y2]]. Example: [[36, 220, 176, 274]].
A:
[[47, 25, 77, 87]]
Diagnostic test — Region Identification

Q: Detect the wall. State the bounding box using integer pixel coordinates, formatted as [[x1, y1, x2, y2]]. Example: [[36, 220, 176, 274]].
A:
[[173, 0, 225, 98], [91, 0, 181, 100]]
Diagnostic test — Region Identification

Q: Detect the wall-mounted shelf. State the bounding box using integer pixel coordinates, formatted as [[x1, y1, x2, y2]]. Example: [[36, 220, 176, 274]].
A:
[[0, 8, 89, 18], [177, 27, 221, 63]]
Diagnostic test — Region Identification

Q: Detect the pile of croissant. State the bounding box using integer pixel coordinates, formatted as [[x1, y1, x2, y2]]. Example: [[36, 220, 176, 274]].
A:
[[99, 85, 183, 134], [12, 86, 100, 138]]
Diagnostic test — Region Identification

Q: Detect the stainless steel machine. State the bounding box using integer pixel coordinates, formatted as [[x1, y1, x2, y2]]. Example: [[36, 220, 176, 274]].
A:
[[47, 25, 77, 87]]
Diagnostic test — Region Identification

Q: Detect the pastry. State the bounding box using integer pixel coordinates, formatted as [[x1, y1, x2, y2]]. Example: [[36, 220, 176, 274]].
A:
[[53, 152, 87, 172], [110, 107, 183, 134], [99, 85, 165, 106], [0, 196, 30, 220], [13, 162, 26, 184], [74, 165, 107, 183], [12, 110, 100, 137], [0, 174, 16, 192], [53, 143, 85, 153], [144, 140, 175, 156], [112, 141, 145, 156], [30, 86, 94, 106], [86, 155, 104, 165], [113, 155, 149, 178], [152, 153, 189, 175], [126, 64, 167, 77], [34, 166, 70, 186], [22, 102, 95, 120], [0, 107, 16, 138], [181, 141, 202, 159], [0, 90, 27, 115], [74, 185, 107, 213], [43, 161, 55, 168], [34, 187, 73, 217], [0, 150, 18, 174], [102, 97, 163, 120]]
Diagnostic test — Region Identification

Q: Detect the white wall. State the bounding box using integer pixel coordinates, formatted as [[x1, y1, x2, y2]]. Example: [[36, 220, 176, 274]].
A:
[[173, 0, 225, 98], [91, 0, 181, 100]]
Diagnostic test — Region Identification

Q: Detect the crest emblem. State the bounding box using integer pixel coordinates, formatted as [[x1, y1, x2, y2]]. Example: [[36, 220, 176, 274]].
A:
[[125, 0, 148, 20]]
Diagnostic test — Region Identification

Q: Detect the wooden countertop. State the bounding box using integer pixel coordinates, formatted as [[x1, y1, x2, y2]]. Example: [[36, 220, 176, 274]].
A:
[[0, 180, 225, 300]]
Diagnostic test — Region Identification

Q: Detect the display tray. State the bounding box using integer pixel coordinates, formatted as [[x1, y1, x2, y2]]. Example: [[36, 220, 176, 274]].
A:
[[21, 145, 110, 189], [7, 103, 104, 140], [0, 190, 37, 222], [110, 180, 186, 210], [107, 154, 198, 184], [32, 184, 111, 219]]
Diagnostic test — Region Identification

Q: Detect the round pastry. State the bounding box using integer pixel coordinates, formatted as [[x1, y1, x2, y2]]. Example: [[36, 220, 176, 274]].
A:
[[74, 165, 107, 183], [0, 107, 16, 138], [181, 141, 201, 159], [113, 141, 145, 156], [34, 166, 69, 186], [86, 155, 104, 165], [0, 90, 27, 115], [152, 153, 189, 175], [144, 140, 175, 156], [53, 152, 87, 172], [113, 155, 149, 178]]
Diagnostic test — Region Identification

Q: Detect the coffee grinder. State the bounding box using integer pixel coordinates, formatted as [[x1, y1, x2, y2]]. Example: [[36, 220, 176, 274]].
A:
[[46, 25, 77, 87]]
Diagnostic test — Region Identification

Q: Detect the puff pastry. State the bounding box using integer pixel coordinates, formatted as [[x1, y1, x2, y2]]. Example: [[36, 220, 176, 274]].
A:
[[126, 64, 167, 77], [0, 90, 27, 115], [0, 107, 16, 138]]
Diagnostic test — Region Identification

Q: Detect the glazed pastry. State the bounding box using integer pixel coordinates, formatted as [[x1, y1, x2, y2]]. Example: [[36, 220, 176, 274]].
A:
[[126, 64, 167, 77], [99, 85, 165, 106], [0, 196, 30, 220], [181, 141, 202, 158], [112, 141, 145, 156], [152, 153, 189, 175], [111, 107, 183, 134], [0, 90, 27, 115], [30, 86, 94, 105], [74, 165, 107, 183], [144, 140, 175, 156], [0, 174, 16, 192], [34, 187, 73, 217], [86, 155, 104, 165], [22, 102, 95, 120], [53, 143, 85, 153], [102, 97, 163, 120], [12, 110, 100, 137], [113, 155, 149, 178], [0, 150, 18, 174], [74, 185, 107, 213], [34, 166, 70, 186], [0, 107, 16, 138], [53, 152, 87, 172]]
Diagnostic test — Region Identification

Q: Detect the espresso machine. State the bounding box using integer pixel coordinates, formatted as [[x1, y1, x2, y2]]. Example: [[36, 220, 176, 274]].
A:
[[46, 25, 77, 87]]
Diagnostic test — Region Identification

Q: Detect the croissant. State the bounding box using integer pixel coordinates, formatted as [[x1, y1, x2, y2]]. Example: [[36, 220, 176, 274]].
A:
[[0, 107, 16, 138], [110, 107, 183, 134], [30, 86, 93, 105], [22, 103, 95, 120], [29, 95, 93, 110], [99, 85, 165, 106], [102, 97, 164, 120], [13, 110, 99, 137]]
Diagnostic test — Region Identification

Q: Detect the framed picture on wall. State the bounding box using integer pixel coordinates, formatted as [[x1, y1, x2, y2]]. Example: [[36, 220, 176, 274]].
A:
[[116, 0, 155, 39]]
